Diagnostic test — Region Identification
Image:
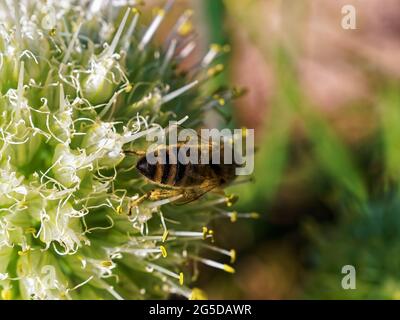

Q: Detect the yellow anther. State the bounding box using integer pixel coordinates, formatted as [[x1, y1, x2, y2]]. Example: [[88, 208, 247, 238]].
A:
[[185, 9, 194, 16], [223, 44, 231, 53], [49, 28, 56, 36], [101, 261, 113, 267], [225, 194, 238, 207], [202, 227, 208, 240], [230, 249, 236, 264], [250, 212, 260, 219], [210, 43, 222, 52], [215, 64, 224, 72], [178, 21, 193, 36], [116, 205, 122, 214], [125, 83, 133, 93], [179, 272, 184, 286], [162, 230, 169, 243], [230, 211, 238, 223], [208, 229, 214, 243], [232, 87, 245, 98], [393, 290, 400, 300], [207, 68, 216, 77], [1, 289, 12, 300], [218, 98, 226, 106], [153, 8, 165, 17], [223, 264, 235, 274], [207, 64, 224, 77], [241, 127, 248, 137], [18, 248, 30, 256], [24, 227, 37, 234], [17, 201, 26, 209], [189, 288, 208, 300], [131, 8, 140, 15], [160, 246, 167, 258]]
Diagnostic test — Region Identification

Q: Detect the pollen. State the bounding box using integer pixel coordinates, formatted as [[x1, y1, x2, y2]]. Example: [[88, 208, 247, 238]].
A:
[[189, 288, 207, 300], [250, 212, 260, 219], [101, 261, 113, 267], [131, 8, 140, 15], [230, 211, 238, 223], [225, 194, 238, 207], [223, 44, 231, 53], [213, 43, 223, 51], [202, 226, 208, 240], [153, 8, 166, 17], [125, 84, 133, 93], [1, 288, 12, 300], [178, 20, 193, 36], [162, 230, 169, 243], [232, 86, 245, 98], [24, 227, 37, 234], [208, 229, 215, 243], [160, 245, 168, 258], [18, 249, 30, 256], [230, 249, 236, 264], [207, 64, 224, 77], [223, 264, 235, 274]]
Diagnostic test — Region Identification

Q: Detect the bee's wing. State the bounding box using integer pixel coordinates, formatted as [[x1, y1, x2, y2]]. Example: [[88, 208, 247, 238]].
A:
[[174, 179, 220, 205], [167, 123, 223, 148]]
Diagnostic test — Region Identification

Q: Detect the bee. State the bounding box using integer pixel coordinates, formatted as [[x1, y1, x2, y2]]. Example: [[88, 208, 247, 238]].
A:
[[127, 140, 239, 207]]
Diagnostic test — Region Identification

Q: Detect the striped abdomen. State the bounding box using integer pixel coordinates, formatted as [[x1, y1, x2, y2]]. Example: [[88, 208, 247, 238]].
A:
[[136, 145, 235, 188]]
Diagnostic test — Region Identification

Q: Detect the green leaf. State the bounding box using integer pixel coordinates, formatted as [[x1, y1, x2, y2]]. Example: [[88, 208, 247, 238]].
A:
[[304, 110, 367, 203], [379, 83, 400, 183]]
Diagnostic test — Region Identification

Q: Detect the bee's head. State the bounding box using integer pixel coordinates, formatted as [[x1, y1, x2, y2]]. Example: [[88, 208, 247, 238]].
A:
[[136, 157, 157, 180]]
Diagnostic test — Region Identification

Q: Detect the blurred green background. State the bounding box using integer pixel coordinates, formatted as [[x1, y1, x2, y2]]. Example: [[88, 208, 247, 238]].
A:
[[153, 0, 400, 299]]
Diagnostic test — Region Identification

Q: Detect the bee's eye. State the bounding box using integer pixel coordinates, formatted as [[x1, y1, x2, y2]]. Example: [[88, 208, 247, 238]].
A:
[[136, 157, 156, 179]]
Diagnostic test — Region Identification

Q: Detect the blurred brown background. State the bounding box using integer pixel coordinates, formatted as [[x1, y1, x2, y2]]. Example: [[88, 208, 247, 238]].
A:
[[151, 0, 400, 299]]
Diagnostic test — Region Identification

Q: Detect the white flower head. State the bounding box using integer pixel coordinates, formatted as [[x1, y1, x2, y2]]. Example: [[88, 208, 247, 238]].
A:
[[0, 0, 244, 300]]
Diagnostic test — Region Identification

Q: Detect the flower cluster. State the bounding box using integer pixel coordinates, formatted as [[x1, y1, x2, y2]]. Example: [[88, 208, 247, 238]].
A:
[[0, 0, 251, 299]]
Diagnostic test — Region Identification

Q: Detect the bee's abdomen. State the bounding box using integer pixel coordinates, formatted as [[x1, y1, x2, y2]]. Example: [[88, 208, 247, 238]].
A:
[[158, 147, 187, 187], [160, 151, 171, 184], [173, 161, 188, 186], [139, 146, 218, 187]]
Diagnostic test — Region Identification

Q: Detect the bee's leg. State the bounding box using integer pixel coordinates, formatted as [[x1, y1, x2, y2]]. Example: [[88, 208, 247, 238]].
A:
[[148, 188, 186, 202], [149, 188, 203, 205], [128, 193, 151, 215], [130, 186, 214, 211], [124, 149, 146, 156], [128, 189, 184, 214]]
